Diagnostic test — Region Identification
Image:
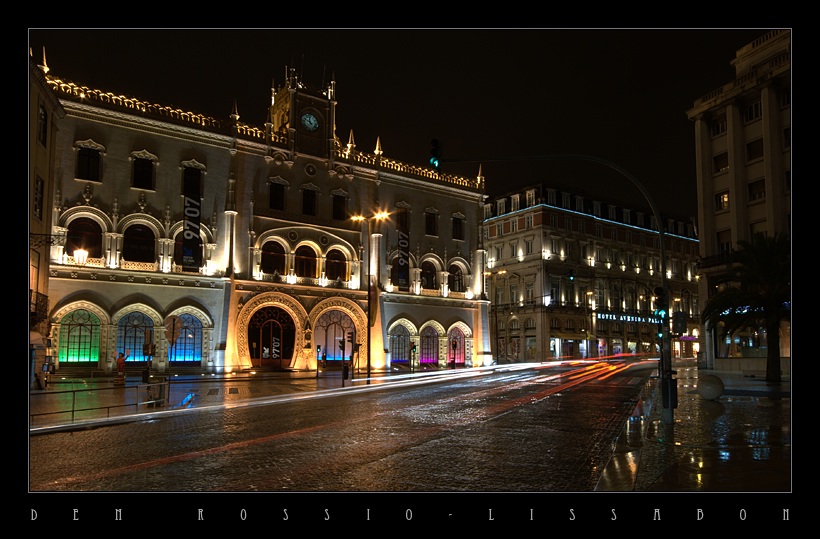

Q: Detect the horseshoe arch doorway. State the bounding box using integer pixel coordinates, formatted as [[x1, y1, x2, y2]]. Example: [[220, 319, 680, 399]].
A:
[[247, 306, 296, 369]]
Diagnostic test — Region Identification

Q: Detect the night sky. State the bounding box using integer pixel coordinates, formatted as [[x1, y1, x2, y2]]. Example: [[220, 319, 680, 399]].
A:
[[27, 28, 774, 218]]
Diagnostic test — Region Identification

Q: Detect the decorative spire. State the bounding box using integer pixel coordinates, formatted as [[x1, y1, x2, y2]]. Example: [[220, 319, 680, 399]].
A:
[[346, 130, 356, 155], [374, 136, 383, 156], [327, 72, 336, 100], [38, 46, 49, 74]]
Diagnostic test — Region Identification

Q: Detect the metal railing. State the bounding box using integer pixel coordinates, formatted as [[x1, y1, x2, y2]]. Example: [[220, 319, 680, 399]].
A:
[[29, 380, 170, 427]]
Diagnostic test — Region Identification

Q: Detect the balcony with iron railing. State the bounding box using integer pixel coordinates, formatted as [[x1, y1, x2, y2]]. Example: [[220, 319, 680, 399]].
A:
[[697, 251, 735, 270], [30, 290, 49, 324]]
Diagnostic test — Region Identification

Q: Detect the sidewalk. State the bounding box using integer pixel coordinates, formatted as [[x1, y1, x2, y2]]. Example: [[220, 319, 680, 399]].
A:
[[595, 358, 791, 492]]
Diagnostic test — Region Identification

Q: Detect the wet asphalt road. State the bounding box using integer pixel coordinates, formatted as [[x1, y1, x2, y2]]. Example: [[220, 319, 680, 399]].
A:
[[29, 361, 655, 493]]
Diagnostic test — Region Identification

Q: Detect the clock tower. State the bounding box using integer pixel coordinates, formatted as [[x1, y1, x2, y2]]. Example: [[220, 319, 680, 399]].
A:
[[269, 67, 337, 159]]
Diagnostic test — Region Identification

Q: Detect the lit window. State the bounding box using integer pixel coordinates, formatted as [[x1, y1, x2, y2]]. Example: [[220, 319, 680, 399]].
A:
[[715, 191, 729, 211]]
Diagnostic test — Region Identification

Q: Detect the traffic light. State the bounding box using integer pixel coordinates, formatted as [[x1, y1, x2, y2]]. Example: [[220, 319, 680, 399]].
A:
[[346, 333, 353, 344], [410, 343, 416, 353], [653, 286, 668, 338], [429, 139, 442, 171], [568, 270, 575, 281]]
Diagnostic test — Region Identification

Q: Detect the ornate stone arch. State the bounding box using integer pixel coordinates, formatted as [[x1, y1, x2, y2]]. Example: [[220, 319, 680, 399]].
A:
[[165, 305, 214, 365], [73, 138, 106, 153], [236, 292, 310, 369], [180, 158, 206, 172], [419, 320, 446, 335], [323, 242, 356, 261], [309, 296, 367, 359], [293, 239, 321, 255], [112, 303, 163, 327], [167, 221, 214, 250], [418, 252, 444, 270], [447, 320, 473, 338], [255, 232, 291, 251], [109, 303, 164, 363], [59, 206, 114, 233], [268, 175, 289, 188], [387, 318, 419, 336], [50, 300, 112, 366], [119, 212, 164, 238]]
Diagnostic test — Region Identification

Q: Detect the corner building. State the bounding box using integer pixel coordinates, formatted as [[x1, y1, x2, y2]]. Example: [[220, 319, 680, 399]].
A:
[[686, 29, 791, 367], [483, 184, 700, 362], [29, 52, 65, 383], [39, 59, 490, 375]]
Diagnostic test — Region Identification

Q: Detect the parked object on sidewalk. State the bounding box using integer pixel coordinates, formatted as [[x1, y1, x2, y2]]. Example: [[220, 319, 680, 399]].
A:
[[697, 374, 724, 400]]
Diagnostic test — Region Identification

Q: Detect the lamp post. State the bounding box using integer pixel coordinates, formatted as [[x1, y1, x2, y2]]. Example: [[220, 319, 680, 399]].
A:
[[584, 290, 594, 358], [352, 211, 389, 384]]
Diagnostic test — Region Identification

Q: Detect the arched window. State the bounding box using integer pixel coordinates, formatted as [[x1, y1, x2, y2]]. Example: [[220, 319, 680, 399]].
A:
[[260, 240, 286, 275], [448, 327, 465, 365], [314, 310, 355, 362], [389, 325, 411, 365], [448, 264, 464, 292], [294, 245, 317, 278], [57, 309, 101, 363], [420, 326, 438, 364], [325, 249, 347, 281], [123, 224, 156, 263], [117, 311, 154, 362], [165, 313, 202, 363], [65, 217, 103, 259], [421, 261, 437, 289]]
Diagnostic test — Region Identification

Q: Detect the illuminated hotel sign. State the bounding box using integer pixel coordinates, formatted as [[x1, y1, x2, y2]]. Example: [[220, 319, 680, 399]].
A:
[[595, 312, 661, 324]]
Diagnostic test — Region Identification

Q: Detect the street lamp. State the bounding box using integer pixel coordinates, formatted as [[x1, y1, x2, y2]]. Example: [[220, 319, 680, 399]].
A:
[[351, 211, 389, 384], [74, 248, 88, 265], [485, 269, 506, 363]]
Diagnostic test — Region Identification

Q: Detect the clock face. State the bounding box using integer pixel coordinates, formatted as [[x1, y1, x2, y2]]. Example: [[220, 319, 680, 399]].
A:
[[301, 113, 319, 132]]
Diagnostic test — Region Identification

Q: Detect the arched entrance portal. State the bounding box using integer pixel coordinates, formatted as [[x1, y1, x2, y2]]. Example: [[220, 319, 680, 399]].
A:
[[313, 309, 356, 363], [248, 306, 296, 369]]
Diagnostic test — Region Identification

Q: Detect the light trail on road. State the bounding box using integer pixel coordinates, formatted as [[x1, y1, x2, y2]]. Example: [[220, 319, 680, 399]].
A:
[[32, 361, 640, 491]]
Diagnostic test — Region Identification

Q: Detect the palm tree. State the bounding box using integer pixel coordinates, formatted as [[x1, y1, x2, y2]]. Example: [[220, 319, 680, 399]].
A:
[[701, 232, 791, 383]]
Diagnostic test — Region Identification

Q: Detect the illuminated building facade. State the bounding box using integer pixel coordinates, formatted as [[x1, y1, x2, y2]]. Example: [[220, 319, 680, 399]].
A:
[[34, 55, 490, 375], [29, 52, 65, 384], [686, 29, 791, 367], [483, 184, 700, 362]]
